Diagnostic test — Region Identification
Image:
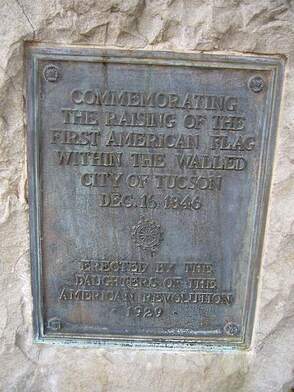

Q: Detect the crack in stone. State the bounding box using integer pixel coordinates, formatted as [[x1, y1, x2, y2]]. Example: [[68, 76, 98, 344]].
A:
[[14, 0, 36, 35]]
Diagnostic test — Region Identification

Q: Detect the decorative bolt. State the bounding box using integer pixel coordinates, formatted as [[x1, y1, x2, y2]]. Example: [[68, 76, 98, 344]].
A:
[[47, 317, 62, 331], [43, 64, 60, 82], [248, 76, 264, 93], [224, 321, 239, 336]]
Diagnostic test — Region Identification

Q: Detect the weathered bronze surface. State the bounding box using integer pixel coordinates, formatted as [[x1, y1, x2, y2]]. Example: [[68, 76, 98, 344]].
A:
[[26, 45, 284, 349]]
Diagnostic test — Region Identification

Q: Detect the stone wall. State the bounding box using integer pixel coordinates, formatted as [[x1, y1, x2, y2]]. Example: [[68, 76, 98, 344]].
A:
[[0, 1, 293, 391]]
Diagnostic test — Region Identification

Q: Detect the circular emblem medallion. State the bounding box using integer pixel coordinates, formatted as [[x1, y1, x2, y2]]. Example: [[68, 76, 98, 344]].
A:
[[131, 217, 163, 253], [43, 64, 60, 82]]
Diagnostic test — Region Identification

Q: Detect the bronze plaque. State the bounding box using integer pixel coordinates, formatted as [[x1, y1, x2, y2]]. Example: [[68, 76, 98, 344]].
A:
[[26, 46, 284, 349]]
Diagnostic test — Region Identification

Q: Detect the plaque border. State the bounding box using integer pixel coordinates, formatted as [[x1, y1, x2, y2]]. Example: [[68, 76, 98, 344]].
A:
[[25, 44, 285, 350]]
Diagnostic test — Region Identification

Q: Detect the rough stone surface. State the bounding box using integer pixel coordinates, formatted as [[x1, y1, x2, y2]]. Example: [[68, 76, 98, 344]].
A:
[[0, 0, 293, 391]]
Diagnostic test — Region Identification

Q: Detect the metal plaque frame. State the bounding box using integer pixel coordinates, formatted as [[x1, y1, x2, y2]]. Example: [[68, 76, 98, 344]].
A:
[[26, 44, 284, 350]]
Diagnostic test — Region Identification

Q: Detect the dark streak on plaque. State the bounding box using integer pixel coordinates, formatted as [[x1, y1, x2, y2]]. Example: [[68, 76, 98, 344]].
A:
[[26, 45, 284, 350]]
